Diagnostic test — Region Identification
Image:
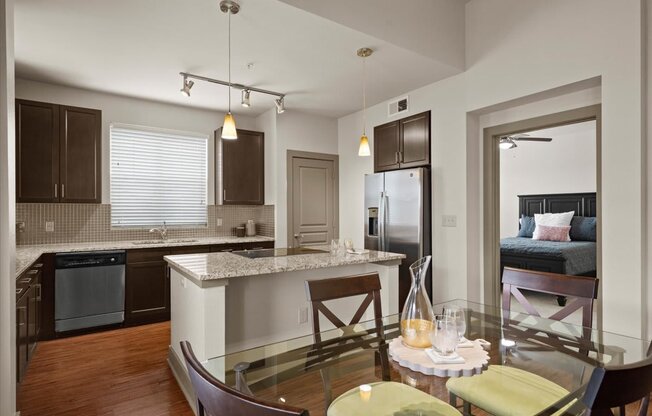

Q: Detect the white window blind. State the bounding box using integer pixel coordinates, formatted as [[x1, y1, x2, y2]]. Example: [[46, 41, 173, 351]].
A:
[[110, 124, 208, 228]]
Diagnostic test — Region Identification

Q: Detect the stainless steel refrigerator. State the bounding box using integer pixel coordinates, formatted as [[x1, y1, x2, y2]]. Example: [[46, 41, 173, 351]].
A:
[[364, 167, 431, 307]]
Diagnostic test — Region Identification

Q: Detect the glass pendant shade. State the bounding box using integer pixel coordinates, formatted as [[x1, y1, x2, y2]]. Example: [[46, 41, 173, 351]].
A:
[[400, 256, 435, 348], [358, 134, 371, 156], [221, 112, 238, 140]]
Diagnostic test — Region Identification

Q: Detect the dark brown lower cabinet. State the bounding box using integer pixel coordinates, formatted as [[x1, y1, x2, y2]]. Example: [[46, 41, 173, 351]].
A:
[[126, 260, 170, 325], [16, 292, 28, 383]]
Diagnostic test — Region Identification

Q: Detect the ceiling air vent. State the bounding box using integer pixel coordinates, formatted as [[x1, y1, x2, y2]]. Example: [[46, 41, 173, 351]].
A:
[[388, 96, 408, 117]]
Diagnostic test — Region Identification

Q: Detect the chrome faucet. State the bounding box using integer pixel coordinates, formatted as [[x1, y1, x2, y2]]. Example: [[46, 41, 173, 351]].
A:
[[149, 221, 168, 240]]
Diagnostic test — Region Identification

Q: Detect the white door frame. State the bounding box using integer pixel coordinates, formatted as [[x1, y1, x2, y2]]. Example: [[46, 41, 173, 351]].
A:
[[286, 150, 339, 248]]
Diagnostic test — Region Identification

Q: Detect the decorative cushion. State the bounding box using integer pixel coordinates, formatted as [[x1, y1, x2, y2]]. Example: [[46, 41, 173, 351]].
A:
[[532, 225, 571, 242], [534, 211, 575, 227], [328, 381, 461, 416], [446, 365, 572, 416], [570, 216, 596, 241], [517, 216, 536, 238]]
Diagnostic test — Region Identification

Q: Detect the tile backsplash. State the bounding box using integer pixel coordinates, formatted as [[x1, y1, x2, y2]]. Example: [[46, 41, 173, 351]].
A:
[[16, 204, 275, 245]]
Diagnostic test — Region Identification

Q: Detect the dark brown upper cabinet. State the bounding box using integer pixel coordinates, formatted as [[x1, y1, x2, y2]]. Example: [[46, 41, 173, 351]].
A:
[[373, 110, 430, 172], [216, 128, 265, 205], [16, 99, 102, 203]]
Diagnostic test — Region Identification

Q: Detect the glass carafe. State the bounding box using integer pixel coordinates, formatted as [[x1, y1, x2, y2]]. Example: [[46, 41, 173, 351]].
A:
[[400, 256, 434, 348]]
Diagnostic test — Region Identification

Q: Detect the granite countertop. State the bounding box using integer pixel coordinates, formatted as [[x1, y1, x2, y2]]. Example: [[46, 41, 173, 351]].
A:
[[15, 236, 275, 278], [164, 249, 405, 282]]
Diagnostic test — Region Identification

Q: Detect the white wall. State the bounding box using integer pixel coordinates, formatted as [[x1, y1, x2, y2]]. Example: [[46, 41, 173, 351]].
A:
[[15, 78, 260, 205], [274, 111, 338, 247], [0, 0, 15, 414], [499, 121, 597, 238], [339, 0, 647, 338]]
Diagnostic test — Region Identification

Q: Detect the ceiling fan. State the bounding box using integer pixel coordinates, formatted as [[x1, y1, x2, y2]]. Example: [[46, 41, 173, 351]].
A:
[[499, 133, 553, 150]]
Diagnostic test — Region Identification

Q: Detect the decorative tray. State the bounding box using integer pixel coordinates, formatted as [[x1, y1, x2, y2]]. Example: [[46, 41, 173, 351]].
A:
[[388, 336, 490, 378]]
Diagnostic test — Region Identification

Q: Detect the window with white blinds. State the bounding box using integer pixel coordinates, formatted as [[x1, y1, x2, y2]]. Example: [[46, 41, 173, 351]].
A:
[[110, 124, 208, 228]]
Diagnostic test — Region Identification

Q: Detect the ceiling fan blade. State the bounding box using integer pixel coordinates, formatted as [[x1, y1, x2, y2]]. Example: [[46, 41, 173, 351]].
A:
[[512, 137, 552, 142]]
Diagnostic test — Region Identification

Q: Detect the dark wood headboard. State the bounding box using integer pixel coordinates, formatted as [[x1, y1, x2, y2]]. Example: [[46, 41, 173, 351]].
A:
[[518, 192, 596, 218]]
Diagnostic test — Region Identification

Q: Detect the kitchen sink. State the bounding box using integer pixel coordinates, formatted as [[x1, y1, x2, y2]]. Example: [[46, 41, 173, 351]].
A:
[[131, 239, 199, 245]]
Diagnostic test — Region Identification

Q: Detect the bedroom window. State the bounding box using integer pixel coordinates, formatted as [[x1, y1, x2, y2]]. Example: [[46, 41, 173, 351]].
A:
[[110, 124, 208, 228]]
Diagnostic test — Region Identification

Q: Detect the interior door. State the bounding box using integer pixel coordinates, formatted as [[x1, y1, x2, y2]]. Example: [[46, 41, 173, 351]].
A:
[[290, 155, 337, 247]]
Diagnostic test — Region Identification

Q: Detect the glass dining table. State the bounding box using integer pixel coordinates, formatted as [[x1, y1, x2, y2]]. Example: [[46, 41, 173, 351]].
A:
[[201, 300, 651, 416]]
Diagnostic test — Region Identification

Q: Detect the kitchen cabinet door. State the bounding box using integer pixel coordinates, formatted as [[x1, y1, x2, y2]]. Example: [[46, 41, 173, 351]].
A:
[[217, 128, 265, 205], [399, 111, 430, 168], [373, 121, 400, 172], [27, 284, 38, 359], [59, 105, 102, 203], [16, 99, 60, 202], [16, 293, 28, 383], [125, 261, 170, 325]]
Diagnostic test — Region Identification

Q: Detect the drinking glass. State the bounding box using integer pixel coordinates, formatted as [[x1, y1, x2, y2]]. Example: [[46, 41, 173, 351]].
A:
[[430, 315, 459, 356], [330, 239, 341, 255], [343, 238, 354, 252], [442, 304, 466, 341]]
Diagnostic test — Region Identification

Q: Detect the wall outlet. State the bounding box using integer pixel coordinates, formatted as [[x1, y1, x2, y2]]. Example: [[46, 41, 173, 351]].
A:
[[45, 221, 55, 232], [298, 306, 309, 324], [216, 218, 223, 227], [16, 221, 25, 233], [442, 215, 457, 227]]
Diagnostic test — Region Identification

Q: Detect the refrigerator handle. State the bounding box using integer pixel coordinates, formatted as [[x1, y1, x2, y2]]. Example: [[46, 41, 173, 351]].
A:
[[378, 192, 385, 251], [379, 191, 389, 251]]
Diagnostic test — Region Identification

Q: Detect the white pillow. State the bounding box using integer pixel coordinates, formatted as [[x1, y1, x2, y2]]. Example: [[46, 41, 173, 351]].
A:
[[534, 211, 575, 227]]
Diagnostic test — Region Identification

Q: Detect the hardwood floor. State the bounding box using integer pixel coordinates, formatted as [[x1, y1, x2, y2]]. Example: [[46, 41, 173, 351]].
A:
[[17, 322, 194, 416], [17, 322, 650, 416]]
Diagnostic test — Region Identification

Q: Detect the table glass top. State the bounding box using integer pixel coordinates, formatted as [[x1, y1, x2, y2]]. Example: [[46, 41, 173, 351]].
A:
[[203, 300, 650, 416]]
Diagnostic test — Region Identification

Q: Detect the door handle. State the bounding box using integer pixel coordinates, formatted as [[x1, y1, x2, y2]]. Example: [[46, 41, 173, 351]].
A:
[[378, 192, 386, 251], [54, 183, 58, 198], [62, 184, 65, 199]]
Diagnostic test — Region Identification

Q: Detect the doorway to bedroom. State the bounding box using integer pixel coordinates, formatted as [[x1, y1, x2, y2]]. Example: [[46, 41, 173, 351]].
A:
[[483, 105, 601, 325]]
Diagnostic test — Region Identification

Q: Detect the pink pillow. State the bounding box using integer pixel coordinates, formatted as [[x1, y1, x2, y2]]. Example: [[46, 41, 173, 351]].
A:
[[532, 225, 571, 242]]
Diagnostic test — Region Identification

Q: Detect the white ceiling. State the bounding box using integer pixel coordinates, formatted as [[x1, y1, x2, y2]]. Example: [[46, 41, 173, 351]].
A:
[[14, 0, 466, 118]]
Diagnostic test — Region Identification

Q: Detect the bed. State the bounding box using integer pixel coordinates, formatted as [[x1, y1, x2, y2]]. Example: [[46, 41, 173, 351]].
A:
[[500, 192, 597, 305]]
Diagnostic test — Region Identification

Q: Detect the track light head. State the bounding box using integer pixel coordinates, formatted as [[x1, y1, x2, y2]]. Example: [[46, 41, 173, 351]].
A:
[[274, 97, 285, 114], [241, 89, 251, 107], [180, 77, 194, 97]]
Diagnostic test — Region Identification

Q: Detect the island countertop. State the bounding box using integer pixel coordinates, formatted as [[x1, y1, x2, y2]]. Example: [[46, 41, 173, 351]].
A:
[[164, 248, 405, 282]]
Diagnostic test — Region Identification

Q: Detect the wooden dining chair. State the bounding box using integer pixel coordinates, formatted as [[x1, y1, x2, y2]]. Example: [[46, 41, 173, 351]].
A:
[[181, 341, 309, 416], [501, 267, 600, 328], [304, 273, 388, 408], [580, 354, 652, 416], [447, 268, 600, 416]]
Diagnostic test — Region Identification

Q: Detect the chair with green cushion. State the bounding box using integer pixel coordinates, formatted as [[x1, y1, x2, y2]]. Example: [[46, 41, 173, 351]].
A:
[[328, 381, 462, 416], [446, 267, 599, 416]]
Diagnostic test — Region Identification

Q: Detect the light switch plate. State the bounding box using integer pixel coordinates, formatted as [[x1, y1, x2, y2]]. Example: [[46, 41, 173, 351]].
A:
[[298, 306, 309, 324], [45, 221, 55, 232], [442, 215, 457, 227], [217, 218, 223, 227]]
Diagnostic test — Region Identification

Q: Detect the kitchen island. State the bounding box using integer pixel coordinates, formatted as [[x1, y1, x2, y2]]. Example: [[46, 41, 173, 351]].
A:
[[164, 247, 404, 401]]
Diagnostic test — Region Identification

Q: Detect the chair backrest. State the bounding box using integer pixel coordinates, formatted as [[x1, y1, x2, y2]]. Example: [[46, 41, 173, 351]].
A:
[[582, 357, 652, 416], [502, 267, 599, 328], [180, 341, 309, 416], [305, 273, 382, 343]]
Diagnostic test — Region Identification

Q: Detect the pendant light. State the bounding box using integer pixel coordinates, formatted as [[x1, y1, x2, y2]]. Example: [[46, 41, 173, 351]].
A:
[[357, 47, 373, 156], [220, 0, 239, 140]]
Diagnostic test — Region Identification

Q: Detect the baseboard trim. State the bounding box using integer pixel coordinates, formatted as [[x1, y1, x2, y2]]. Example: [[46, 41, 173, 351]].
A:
[[168, 346, 197, 415]]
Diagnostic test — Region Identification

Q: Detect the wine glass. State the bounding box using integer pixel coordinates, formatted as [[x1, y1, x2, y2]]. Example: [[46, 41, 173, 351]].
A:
[[430, 315, 459, 356], [330, 239, 340, 255], [442, 304, 466, 341]]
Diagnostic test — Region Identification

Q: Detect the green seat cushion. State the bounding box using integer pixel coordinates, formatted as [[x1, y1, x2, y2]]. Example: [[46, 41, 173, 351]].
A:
[[328, 381, 462, 416], [446, 365, 571, 416]]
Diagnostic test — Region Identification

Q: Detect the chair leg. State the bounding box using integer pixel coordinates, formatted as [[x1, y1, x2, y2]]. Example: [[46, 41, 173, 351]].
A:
[[320, 368, 333, 410], [197, 401, 205, 416], [449, 392, 457, 407], [463, 400, 473, 416]]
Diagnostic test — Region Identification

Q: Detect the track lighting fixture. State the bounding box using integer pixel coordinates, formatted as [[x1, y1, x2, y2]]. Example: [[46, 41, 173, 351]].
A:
[[274, 97, 285, 114], [241, 89, 251, 107], [180, 77, 194, 97]]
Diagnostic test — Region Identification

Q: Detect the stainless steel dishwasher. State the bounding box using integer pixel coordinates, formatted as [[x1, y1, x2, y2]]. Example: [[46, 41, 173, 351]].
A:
[[55, 251, 126, 333]]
